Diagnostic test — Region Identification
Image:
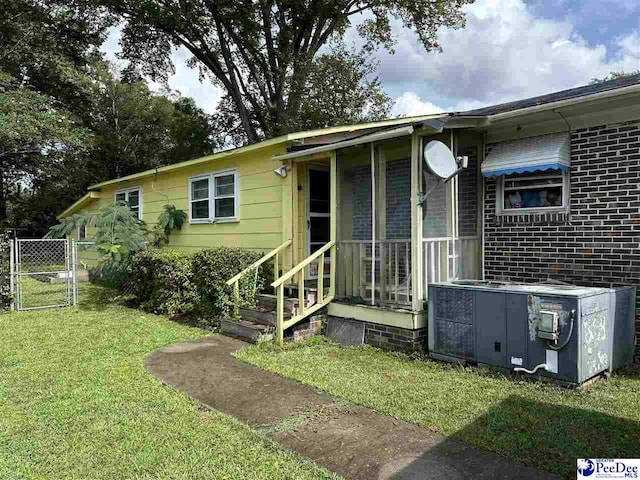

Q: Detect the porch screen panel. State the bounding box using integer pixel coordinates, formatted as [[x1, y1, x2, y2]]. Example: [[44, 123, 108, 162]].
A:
[[336, 144, 413, 307], [422, 168, 453, 284], [337, 151, 373, 303], [381, 157, 412, 306], [422, 137, 482, 286], [422, 170, 451, 239], [456, 143, 481, 279], [457, 145, 478, 237]]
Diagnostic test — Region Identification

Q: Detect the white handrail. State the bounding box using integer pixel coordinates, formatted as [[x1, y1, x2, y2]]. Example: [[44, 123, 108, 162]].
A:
[[226, 239, 291, 286], [271, 241, 335, 288], [272, 240, 336, 345], [226, 239, 291, 318]]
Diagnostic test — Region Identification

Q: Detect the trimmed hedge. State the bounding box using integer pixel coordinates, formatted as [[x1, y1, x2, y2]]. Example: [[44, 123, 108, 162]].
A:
[[126, 246, 267, 322], [192, 247, 266, 319], [128, 249, 197, 316], [0, 233, 10, 310]]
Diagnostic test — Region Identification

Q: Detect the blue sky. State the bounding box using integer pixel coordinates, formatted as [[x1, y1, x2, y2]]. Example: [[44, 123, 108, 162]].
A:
[[525, 0, 640, 56], [102, 0, 640, 117]]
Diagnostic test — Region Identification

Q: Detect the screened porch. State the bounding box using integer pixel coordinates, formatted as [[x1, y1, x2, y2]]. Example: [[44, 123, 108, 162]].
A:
[[333, 131, 482, 311]]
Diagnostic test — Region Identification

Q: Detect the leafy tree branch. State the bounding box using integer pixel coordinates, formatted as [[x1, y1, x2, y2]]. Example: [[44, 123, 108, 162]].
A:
[[93, 0, 471, 143]]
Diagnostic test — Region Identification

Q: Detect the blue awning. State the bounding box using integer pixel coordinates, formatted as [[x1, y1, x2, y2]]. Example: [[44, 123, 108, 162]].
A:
[[482, 132, 570, 177]]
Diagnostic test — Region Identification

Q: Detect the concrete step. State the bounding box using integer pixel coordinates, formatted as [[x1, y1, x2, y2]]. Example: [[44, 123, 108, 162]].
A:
[[219, 318, 273, 344], [239, 306, 292, 326]]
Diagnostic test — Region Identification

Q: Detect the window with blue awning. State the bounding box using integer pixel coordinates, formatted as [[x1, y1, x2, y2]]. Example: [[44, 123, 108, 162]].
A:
[[482, 132, 570, 177]]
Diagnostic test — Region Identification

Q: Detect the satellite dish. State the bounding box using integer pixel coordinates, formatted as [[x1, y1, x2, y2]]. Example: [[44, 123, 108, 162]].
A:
[[423, 140, 457, 178]]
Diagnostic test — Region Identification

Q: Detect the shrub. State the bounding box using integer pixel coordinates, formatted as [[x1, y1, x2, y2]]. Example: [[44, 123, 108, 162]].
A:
[[0, 233, 11, 310], [89, 260, 132, 290], [148, 204, 188, 247], [95, 202, 146, 262], [192, 247, 266, 320], [127, 249, 197, 316]]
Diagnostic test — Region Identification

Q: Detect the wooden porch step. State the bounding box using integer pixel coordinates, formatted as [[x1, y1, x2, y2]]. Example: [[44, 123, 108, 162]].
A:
[[219, 318, 273, 344], [257, 294, 297, 313], [239, 306, 291, 326], [256, 293, 317, 315], [283, 286, 317, 304]]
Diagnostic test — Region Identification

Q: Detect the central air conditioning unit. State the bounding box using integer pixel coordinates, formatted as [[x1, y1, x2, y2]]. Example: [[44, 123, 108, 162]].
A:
[[427, 280, 636, 386]]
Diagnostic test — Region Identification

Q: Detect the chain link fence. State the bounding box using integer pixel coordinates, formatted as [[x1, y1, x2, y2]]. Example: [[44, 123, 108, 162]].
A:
[[71, 241, 138, 306], [0, 237, 141, 312], [14, 239, 71, 310]]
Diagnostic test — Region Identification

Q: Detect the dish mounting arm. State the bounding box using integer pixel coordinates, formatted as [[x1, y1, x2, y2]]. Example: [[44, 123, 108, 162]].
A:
[[417, 156, 468, 206]]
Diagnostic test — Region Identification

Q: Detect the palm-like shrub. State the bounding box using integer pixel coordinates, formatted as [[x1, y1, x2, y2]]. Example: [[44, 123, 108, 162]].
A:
[[94, 202, 146, 262]]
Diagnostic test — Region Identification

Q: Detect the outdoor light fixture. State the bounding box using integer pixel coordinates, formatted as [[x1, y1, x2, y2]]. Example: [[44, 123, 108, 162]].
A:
[[273, 165, 288, 178]]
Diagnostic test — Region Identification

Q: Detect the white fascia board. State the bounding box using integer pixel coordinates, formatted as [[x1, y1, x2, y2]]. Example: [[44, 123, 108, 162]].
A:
[[273, 125, 415, 161], [487, 84, 640, 122]]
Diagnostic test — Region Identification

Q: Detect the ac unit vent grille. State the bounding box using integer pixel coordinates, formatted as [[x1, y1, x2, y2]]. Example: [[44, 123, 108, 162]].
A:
[[434, 288, 473, 323], [435, 320, 474, 359]]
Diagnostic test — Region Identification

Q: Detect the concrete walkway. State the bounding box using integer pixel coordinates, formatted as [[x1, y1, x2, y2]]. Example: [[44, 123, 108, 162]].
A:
[[144, 335, 557, 480]]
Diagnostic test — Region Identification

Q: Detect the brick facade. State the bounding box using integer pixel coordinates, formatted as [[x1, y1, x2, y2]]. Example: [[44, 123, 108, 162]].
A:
[[483, 120, 640, 360], [364, 322, 428, 353], [292, 314, 324, 342]]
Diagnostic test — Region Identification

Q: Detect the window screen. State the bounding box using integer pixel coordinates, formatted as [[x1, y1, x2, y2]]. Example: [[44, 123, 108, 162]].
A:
[[502, 171, 565, 211]]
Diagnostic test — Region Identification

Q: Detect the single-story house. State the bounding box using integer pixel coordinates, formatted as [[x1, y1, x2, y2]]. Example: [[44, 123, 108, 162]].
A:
[[60, 74, 640, 360]]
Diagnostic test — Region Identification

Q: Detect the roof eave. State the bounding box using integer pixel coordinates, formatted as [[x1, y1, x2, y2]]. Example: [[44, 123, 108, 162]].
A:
[[485, 83, 640, 123], [87, 134, 292, 190], [86, 114, 449, 191], [274, 125, 417, 161], [56, 191, 101, 219]]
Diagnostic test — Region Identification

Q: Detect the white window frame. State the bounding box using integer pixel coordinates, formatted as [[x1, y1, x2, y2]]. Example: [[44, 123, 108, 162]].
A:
[[496, 170, 570, 215], [114, 186, 143, 219], [188, 168, 239, 224]]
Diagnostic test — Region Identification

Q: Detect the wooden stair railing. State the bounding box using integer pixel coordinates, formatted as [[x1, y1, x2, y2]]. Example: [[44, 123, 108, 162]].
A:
[[226, 239, 292, 318], [271, 240, 336, 345]]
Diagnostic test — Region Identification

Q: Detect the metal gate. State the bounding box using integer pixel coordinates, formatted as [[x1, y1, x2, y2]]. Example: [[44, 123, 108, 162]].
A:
[[14, 239, 71, 311]]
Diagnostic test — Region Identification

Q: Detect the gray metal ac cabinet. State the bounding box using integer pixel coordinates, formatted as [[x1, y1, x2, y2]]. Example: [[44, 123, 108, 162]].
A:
[[427, 282, 636, 386]]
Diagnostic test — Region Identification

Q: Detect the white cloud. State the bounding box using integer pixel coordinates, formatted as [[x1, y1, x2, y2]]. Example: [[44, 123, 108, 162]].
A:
[[391, 92, 445, 117], [372, 0, 640, 112], [617, 31, 640, 61]]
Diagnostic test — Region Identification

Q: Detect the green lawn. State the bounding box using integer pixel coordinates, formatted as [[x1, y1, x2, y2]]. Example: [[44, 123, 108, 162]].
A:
[[17, 274, 70, 309], [236, 338, 640, 479], [0, 287, 336, 480]]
